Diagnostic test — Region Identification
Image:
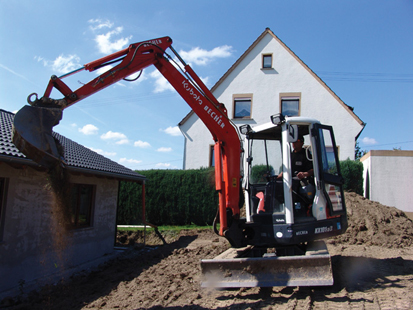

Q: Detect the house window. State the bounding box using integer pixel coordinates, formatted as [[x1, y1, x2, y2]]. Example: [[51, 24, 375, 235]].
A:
[[0, 178, 8, 242], [233, 94, 252, 119], [70, 184, 95, 227], [280, 93, 301, 117], [262, 54, 272, 69]]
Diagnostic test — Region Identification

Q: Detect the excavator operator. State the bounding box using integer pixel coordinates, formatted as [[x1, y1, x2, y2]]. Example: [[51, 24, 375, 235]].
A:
[[291, 135, 313, 179], [277, 135, 313, 180]]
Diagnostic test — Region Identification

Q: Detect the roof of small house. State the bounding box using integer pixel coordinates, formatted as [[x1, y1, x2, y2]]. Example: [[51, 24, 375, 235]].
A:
[[0, 109, 145, 182]]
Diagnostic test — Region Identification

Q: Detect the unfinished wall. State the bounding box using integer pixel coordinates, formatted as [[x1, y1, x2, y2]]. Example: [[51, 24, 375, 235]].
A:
[[361, 150, 413, 212], [0, 162, 119, 298]]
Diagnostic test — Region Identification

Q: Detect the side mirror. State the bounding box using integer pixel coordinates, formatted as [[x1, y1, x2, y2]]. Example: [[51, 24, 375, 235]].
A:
[[287, 124, 298, 143]]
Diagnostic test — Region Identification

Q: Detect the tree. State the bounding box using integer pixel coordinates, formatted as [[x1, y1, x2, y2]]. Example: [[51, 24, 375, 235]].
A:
[[355, 141, 367, 160]]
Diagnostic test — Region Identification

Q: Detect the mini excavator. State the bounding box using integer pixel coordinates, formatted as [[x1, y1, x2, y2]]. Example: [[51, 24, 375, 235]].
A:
[[12, 36, 347, 287]]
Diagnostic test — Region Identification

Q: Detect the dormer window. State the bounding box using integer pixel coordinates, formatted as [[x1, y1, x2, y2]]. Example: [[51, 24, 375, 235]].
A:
[[262, 54, 272, 69]]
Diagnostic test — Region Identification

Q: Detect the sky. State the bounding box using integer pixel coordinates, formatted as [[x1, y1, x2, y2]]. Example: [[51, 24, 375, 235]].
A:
[[1, 1, 412, 170]]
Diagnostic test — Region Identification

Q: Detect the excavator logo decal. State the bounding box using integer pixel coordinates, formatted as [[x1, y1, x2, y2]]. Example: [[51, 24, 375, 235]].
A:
[[182, 80, 226, 129], [204, 105, 225, 129], [182, 80, 203, 105]]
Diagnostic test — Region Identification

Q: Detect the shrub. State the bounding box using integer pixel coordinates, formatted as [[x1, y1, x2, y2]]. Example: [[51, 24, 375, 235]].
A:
[[250, 164, 274, 184], [340, 159, 363, 195]]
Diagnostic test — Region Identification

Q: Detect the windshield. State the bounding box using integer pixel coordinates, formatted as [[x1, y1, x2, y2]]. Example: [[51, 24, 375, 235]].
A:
[[248, 138, 282, 184]]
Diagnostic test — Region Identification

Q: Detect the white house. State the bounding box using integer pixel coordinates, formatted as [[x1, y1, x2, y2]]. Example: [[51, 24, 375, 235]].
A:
[[361, 150, 413, 212], [179, 28, 365, 169]]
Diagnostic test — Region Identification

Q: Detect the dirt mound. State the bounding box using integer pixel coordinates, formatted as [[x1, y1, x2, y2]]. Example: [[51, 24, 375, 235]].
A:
[[3, 194, 413, 309], [330, 192, 413, 248], [116, 229, 180, 247]]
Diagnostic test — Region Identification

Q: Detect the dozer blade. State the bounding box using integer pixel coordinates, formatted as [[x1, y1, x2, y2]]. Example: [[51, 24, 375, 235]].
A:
[[201, 241, 333, 288], [12, 105, 63, 169]]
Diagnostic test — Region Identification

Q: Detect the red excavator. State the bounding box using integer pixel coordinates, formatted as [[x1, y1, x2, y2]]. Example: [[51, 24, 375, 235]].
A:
[[12, 36, 347, 287]]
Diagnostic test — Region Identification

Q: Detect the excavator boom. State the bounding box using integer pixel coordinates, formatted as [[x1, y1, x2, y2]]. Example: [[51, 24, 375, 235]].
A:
[[12, 36, 242, 241]]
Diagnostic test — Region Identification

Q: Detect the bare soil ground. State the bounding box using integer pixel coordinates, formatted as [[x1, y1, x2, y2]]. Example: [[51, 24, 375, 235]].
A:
[[3, 192, 413, 309]]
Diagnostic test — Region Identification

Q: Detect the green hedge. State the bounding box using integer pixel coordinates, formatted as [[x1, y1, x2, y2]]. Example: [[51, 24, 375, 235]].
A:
[[117, 161, 364, 226], [117, 181, 143, 225], [117, 168, 218, 226], [340, 159, 363, 195]]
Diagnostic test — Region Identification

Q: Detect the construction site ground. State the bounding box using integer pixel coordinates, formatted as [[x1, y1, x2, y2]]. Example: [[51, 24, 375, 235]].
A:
[[3, 192, 413, 310]]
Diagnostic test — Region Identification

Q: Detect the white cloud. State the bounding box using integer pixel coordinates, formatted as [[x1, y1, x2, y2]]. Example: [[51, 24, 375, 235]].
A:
[[34, 56, 48, 67], [101, 131, 126, 140], [179, 45, 233, 66], [101, 131, 129, 144], [35, 54, 81, 74], [119, 158, 142, 165], [51, 54, 81, 73], [362, 137, 378, 145], [88, 19, 132, 56], [78, 124, 98, 135], [155, 163, 171, 168], [94, 26, 131, 54], [147, 62, 209, 93], [134, 140, 151, 148], [155, 163, 179, 169], [150, 70, 173, 93], [157, 147, 172, 152], [116, 139, 130, 145], [88, 19, 114, 31], [88, 147, 116, 157], [161, 126, 181, 136]]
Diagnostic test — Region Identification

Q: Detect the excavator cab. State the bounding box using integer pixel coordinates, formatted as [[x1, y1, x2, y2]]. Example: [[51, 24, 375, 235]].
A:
[[240, 114, 347, 247]]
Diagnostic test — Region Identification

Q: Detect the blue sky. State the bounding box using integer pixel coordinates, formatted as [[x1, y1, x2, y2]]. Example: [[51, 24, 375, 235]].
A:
[[1, 1, 412, 170]]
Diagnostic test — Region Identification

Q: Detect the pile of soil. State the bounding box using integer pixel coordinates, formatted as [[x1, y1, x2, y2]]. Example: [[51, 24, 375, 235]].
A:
[[330, 192, 413, 248], [3, 192, 413, 309]]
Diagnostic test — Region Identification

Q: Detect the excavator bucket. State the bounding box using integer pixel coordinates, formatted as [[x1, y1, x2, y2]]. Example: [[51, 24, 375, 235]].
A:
[[12, 105, 63, 169], [201, 241, 333, 288]]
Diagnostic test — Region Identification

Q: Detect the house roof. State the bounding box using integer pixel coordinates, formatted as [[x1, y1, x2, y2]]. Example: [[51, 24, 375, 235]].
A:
[[0, 109, 145, 183], [179, 28, 365, 135]]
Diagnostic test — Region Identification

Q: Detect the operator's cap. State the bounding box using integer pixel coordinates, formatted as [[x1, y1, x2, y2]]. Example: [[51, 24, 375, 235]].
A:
[[298, 135, 304, 142]]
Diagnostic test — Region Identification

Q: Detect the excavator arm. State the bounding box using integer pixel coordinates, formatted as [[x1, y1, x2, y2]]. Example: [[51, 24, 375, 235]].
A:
[[12, 36, 243, 242]]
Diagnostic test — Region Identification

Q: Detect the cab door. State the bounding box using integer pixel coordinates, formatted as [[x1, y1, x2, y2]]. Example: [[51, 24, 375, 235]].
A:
[[312, 124, 346, 217]]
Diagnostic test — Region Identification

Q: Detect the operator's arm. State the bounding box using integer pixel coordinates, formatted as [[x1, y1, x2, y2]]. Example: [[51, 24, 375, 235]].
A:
[[296, 151, 313, 179], [296, 169, 313, 180]]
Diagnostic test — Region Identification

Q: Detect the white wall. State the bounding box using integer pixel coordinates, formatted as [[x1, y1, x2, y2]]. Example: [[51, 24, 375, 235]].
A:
[[181, 31, 364, 169], [361, 150, 413, 212]]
